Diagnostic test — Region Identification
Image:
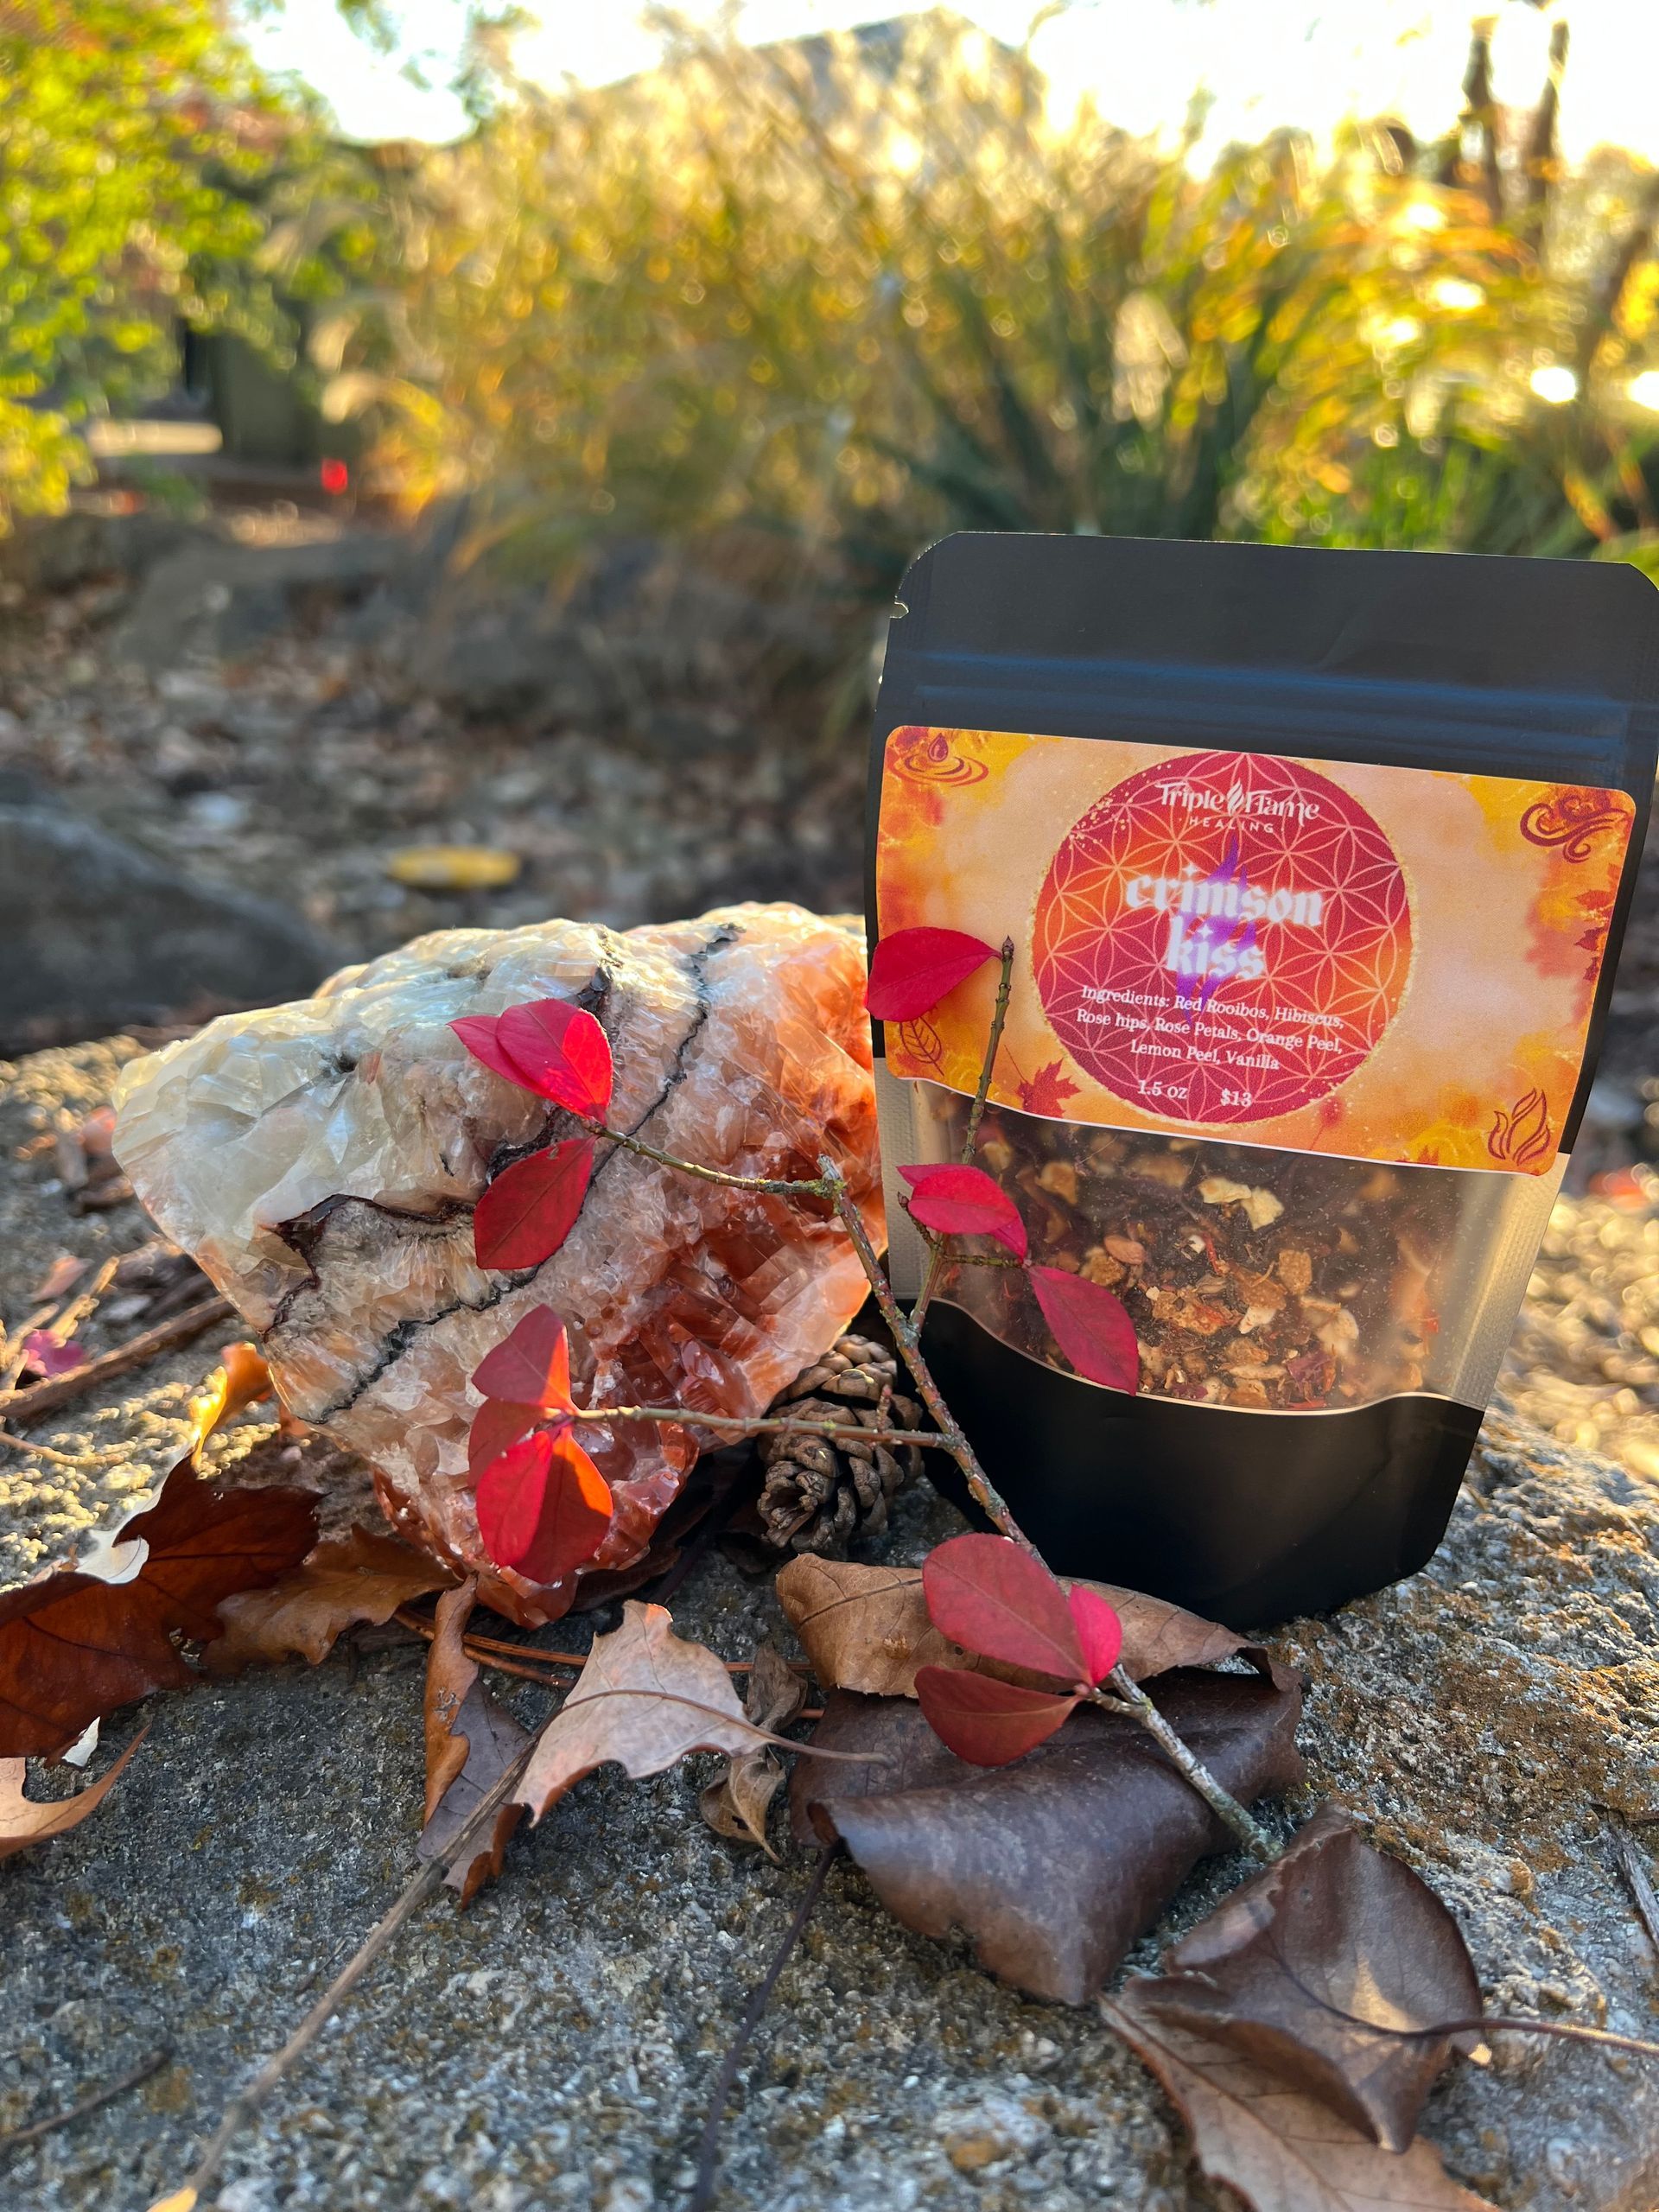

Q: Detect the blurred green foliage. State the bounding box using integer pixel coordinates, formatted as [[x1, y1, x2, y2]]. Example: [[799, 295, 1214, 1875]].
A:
[[319, 12, 1659, 594], [0, 0, 381, 531]]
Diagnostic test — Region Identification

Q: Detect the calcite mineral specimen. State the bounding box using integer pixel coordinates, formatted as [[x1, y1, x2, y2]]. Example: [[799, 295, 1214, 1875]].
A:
[[113, 904, 882, 1621]]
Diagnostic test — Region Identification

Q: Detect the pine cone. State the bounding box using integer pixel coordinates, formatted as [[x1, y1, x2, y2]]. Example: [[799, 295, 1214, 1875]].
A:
[[756, 1333, 925, 1557]]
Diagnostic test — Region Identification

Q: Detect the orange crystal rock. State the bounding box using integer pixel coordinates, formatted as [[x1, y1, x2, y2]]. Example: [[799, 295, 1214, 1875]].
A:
[[113, 903, 882, 1621]]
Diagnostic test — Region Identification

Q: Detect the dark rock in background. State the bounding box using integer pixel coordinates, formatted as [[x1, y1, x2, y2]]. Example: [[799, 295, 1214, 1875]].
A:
[[0, 804, 335, 1053]]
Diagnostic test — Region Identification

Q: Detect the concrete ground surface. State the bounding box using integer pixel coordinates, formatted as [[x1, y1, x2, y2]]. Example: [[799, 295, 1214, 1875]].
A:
[[2, 1041, 1658, 2211]]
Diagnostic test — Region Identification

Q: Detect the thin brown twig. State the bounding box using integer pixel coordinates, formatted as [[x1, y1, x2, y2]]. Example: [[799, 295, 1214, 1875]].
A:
[[391, 1608, 807, 1681], [2, 1296, 235, 1423], [567, 1402, 946, 1452], [1090, 1671, 1277, 1860], [152, 1747, 535, 2212], [911, 936, 1015, 1337], [1427, 2015, 1659, 2063], [1609, 1823, 1659, 1957], [689, 1843, 842, 2212], [0, 2046, 171, 2156], [817, 1154, 1037, 1553], [592, 1121, 828, 1198]]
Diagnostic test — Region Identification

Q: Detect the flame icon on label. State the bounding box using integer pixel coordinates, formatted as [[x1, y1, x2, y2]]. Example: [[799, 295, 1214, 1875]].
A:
[[1487, 1087, 1554, 1171]]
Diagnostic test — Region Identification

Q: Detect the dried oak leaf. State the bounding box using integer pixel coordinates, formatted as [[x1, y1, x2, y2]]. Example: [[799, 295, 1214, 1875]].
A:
[[0, 1728, 145, 1863], [0, 1344, 316, 1757], [208, 1527, 457, 1672], [777, 1557, 1249, 1700], [1128, 1803, 1482, 2152], [417, 1579, 528, 1901], [700, 1642, 806, 1859], [516, 1600, 768, 1823], [1103, 1986, 1496, 2212], [790, 1662, 1304, 2005]]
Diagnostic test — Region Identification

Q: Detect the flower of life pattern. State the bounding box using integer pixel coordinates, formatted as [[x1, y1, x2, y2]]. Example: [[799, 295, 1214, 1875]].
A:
[[1033, 749, 1412, 1126]]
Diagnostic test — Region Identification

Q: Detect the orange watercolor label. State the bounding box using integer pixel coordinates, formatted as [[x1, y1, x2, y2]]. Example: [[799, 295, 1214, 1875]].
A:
[[875, 726, 1636, 1174]]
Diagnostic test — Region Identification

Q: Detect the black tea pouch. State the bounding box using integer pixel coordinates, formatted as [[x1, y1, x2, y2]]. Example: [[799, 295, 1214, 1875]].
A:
[[868, 533, 1659, 1624]]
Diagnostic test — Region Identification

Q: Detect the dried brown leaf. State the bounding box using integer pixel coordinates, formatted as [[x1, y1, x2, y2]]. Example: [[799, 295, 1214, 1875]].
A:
[[417, 1580, 528, 1901], [516, 1601, 766, 1823], [776, 1556, 1250, 1700], [1131, 1803, 1482, 2151], [0, 1729, 145, 1863], [0, 1447, 317, 1758], [790, 1662, 1305, 2005], [700, 1643, 805, 1859], [207, 1527, 456, 1672], [1103, 1985, 1496, 2212]]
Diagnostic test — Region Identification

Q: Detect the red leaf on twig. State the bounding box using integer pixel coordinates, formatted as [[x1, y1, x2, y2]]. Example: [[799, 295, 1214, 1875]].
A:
[[1031, 1265, 1140, 1393], [922, 1533, 1088, 1682], [914, 1665, 1078, 1765], [474, 1138, 594, 1270], [475, 1427, 613, 1583], [467, 1398, 545, 1479], [472, 1305, 575, 1408], [865, 927, 998, 1021], [450, 1014, 531, 1090], [899, 1164, 1028, 1258], [1069, 1586, 1124, 1685], [495, 1000, 613, 1120]]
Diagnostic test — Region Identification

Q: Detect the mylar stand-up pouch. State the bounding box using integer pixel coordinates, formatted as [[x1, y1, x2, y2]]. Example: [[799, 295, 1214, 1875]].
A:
[[867, 533, 1659, 1624]]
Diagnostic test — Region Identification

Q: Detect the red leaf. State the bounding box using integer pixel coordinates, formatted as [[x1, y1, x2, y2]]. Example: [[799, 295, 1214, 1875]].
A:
[[899, 1163, 1028, 1259], [475, 1427, 613, 1584], [467, 1397, 546, 1479], [865, 927, 998, 1021], [495, 999, 614, 1121], [922, 1532, 1086, 1681], [914, 1665, 1077, 1766], [21, 1332, 86, 1381], [474, 1139, 594, 1270], [1030, 1266, 1141, 1393], [1069, 1586, 1123, 1687], [473, 1305, 574, 1408], [450, 1014, 534, 1091]]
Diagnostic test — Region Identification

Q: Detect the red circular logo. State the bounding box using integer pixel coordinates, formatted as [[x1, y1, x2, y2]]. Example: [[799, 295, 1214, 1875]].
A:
[[1032, 751, 1411, 1126]]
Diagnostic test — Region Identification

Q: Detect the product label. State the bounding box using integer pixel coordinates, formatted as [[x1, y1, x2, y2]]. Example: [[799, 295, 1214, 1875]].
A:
[[876, 727, 1636, 1173]]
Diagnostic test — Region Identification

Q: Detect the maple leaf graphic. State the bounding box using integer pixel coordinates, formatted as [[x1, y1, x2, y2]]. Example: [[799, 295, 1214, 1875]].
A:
[[1018, 1059, 1080, 1116]]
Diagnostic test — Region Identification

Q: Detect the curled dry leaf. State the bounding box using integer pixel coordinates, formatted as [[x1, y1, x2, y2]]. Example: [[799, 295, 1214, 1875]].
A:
[[207, 1527, 456, 1673], [0, 1728, 145, 1863], [775, 1556, 951, 1699], [791, 1662, 1305, 2005], [777, 1556, 1249, 1702], [1129, 1803, 1483, 2152], [1103, 1985, 1497, 2212], [516, 1601, 769, 1824], [418, 1580, 528, 1902], [700, 1642, 806, 1859], [0, 1344, 316, 1755]]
